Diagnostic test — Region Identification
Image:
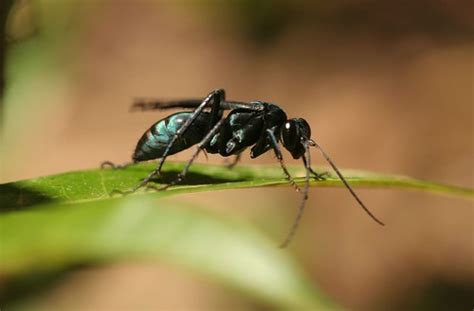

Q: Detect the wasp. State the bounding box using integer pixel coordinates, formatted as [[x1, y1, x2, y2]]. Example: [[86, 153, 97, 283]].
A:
[[103, 89, 384, 247]]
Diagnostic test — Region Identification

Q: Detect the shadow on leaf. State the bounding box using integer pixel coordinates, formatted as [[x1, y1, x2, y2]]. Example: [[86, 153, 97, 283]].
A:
[[149, 170, 249, 186], [0, 184, 54, 212]]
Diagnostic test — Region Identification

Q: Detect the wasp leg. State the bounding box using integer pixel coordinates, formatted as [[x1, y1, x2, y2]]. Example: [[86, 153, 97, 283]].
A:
[[266, 129, 302, 193], [108, 188, 135, 197], [279, 146, 312, 248], [131, 89, 226, 192], [302, 159, 329, 180], [100, 161, 135, 169], [310, 169, 330, 180], [160, 118, 226, 190], [225, 152, 242, 169]]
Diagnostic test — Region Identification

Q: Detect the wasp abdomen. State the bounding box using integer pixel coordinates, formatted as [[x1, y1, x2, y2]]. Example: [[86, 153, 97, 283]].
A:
[[133, 112, 208, 162]]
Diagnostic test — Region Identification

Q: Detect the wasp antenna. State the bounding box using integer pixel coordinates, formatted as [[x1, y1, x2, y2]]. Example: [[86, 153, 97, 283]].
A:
[[310, 139, 385, 226], [279, 143, 312, 248]]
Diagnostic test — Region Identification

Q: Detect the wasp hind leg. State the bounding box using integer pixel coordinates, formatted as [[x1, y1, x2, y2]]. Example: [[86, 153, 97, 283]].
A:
[[159, 118, 226, 190], [100, 160, 136, 169], [133, 89, 226, 192]]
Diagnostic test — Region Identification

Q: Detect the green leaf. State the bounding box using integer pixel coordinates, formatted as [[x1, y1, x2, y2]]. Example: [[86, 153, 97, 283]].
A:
[[0, 162, 472, 211], [0, 197, 335, 310], [0, 162, 471, 308]]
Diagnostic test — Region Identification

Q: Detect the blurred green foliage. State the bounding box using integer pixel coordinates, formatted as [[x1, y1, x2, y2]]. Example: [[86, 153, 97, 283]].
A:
[[1, 196, 337, 310]]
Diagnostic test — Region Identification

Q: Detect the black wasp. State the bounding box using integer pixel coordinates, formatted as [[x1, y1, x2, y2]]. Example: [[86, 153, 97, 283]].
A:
[[103, 89, 384, 247]]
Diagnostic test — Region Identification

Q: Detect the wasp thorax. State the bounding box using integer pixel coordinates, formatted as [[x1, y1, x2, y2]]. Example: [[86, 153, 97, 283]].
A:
[[281, 118, 311, 159]]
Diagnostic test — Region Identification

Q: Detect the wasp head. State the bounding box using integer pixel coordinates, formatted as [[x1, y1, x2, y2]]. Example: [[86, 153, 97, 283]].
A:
[[280, 118, 312, 159]]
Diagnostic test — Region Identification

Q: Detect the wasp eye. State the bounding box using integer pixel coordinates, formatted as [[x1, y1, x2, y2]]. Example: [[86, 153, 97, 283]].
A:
[[281, 120, 298, 151], [281, 118, 311, 159]]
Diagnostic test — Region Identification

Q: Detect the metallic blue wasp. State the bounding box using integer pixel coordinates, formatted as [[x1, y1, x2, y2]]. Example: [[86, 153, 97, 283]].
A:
[[103, 89, 384, 247]]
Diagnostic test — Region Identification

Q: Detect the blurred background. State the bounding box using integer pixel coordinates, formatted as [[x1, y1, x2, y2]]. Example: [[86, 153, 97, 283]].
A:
[[1, 0, 473, 309]]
